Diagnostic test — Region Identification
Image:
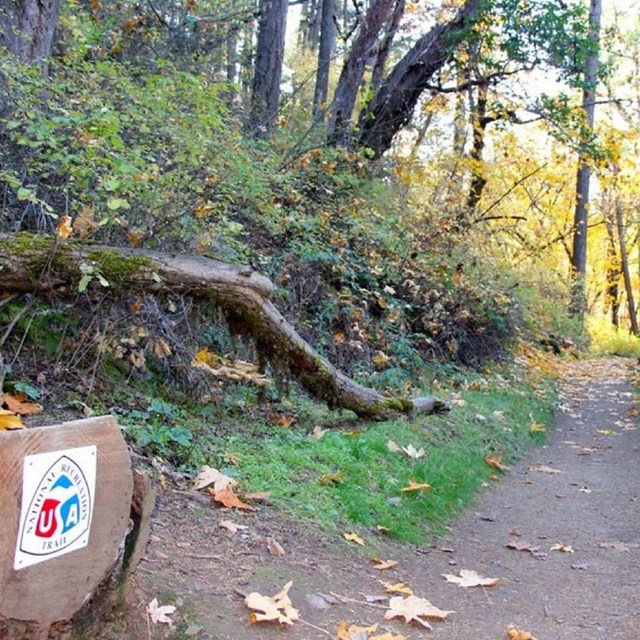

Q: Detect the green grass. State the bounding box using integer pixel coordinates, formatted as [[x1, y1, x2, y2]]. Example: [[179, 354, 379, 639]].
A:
[[587, 315, 640, 358], [166, 362, 556, 545]]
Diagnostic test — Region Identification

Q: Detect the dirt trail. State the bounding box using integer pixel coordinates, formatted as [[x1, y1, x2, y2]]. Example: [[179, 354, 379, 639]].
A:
[[110, 358, 640, 640]]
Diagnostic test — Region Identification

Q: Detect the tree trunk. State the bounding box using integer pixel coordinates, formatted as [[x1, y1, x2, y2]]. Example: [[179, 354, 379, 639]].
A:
[[0, 233, 448, 420], [250, 0, 288, 135], [327, 0, 397, 146], [369, 0, 405, 93], [355, 0, 482, 158], [0, 0, 61, 72], [604, 212, 621, 327], [615, 194, 640, 336], [569, 0, 602, 318], [312, 0, 336, 124]]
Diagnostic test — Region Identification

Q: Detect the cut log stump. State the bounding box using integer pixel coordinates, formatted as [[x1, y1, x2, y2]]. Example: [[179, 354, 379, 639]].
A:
[[0, 416, 155, 640]]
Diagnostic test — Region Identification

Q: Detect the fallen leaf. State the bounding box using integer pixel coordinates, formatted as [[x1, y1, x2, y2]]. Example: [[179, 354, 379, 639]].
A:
[[57, 215, 73, 239], [372, 557, 398, 570], [245, 581, 299, 625], [209, 486, 255, 511], [442, 569, 499, 588], [400, 479, 432, 492], [0, 410, 25, 430], [146, 598, 176, 625], [276, 415, 295, 428], [528, 465, 562, 474], [387, 440, 402, 453], [381, 581, 413, 595], [309, 425, 328, 440], [384, 594, 454, 628], [507, 624, 537, 640], [184, 625, 202, 637], [550, 544, 574, 553], [371, 634, 408, 640], [343, 532, 365, 546], [3, 393, 43, 415], [337, 621, 380, 640], [268, 537, 286, 557], [193, 465, 237, 491], [376, 525, 390, 534], [319, 471, 344, 485], [485, 455, 510, 472], [528, 421, 546, 433], [401, 444, 426, 459], [218, 520, 248, 535], [596, 429, 615, 436]]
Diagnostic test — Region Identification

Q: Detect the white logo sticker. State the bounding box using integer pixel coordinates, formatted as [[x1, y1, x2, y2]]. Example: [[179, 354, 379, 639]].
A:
[[14, 446, 97, 570]]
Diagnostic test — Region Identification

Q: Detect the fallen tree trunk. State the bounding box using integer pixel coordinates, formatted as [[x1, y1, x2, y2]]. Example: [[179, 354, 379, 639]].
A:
[[0, 233, 448, 420]]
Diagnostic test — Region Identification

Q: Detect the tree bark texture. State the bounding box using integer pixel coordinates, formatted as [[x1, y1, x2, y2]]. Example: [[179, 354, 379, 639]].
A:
[[327, 0, 397, 146], [250, 0, 288, 134], [0, 233, 448, 420], [312, 0, 336, 123], [356, 0, 483, 157], [0, 0, 61, 71], [569, 0, 602, 318]]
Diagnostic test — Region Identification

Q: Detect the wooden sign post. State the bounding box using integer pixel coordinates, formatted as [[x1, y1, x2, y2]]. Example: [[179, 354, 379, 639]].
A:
[[0, 416, 141, 639]]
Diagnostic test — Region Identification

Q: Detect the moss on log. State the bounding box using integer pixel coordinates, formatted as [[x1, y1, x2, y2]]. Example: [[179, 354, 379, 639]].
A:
[[0, 232, 448, 420]]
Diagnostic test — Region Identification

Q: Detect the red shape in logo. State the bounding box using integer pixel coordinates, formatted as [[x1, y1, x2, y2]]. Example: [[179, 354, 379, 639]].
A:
[[35, 498, 60, 538]]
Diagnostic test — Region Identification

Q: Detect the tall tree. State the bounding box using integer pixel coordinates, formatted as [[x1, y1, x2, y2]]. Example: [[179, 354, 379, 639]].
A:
[[355, 0, 483, 157], [250, 0, 288, 135], [0, 0, 61, 72], [327, 0, 398, 146], [569, 0, 603, 318], [312, 0, 336, 124]]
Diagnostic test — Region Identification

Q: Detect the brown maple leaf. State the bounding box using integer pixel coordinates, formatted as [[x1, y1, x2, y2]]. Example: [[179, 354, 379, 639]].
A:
[[485, 455, 510, 472], [209, 486, 255, 511]]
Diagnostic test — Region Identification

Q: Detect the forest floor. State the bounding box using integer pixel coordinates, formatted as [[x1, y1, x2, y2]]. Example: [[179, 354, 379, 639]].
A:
[[96, 357, 640, 640]]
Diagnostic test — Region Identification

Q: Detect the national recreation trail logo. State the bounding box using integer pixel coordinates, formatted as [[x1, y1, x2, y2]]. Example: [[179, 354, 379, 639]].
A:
[[14, 446, 97, 570]]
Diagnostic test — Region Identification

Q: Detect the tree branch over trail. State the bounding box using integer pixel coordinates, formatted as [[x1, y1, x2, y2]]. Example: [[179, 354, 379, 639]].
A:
[[0, 233, 448, 420]]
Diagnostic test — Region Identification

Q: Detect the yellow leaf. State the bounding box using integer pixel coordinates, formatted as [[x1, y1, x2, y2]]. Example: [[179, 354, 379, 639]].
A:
[[319, 471, 343, 485], [400, 479, 432, 492], [0, 410, 25, 431], [507, 624, 538, 640], [381, 581, 412, 595], [337, 621, 380, 640], [245, 581, 299, 625], [56, 215, 73, 239], [528, 421, 546, 433], [372, 557, 398, 570], [550, 543, 574, 553], [343, 532, 365, 546], [596, 429, 615, 436]]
